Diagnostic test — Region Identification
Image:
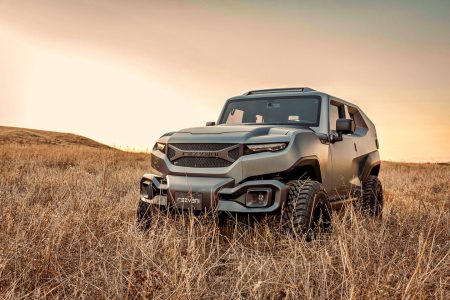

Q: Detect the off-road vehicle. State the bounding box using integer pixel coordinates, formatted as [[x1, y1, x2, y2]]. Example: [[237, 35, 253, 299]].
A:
[[138, 87, 383, 236]]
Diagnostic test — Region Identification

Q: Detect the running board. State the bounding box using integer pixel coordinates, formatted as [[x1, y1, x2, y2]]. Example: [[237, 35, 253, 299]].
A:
[[330, 197, 359, 209]]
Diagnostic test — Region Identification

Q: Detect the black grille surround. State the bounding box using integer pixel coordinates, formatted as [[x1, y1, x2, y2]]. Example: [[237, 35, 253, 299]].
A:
[[167, 143, 241, 168], [168, 143, 236, 151]]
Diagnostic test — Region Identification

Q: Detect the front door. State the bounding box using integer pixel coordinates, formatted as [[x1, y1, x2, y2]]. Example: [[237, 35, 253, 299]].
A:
[[329, 101, 357, 198]]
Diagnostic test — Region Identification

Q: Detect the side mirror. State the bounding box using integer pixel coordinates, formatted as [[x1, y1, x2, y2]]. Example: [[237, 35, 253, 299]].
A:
[[336, 118, 355, 134], [330, 119, 355, 143], [206, 121, 216, 126]]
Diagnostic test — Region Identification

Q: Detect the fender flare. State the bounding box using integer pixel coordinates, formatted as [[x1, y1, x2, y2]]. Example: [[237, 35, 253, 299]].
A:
[[359, 151, 381, 182], [280, 156, 322, 183]]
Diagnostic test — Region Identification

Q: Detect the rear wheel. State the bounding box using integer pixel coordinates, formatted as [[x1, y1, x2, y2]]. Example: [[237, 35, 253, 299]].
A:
[[361, 175, 383, 217], [282, 180, 332, 239]]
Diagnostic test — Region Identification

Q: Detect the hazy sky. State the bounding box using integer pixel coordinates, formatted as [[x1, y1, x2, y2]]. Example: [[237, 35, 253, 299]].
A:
[[1, 0, 449, 161]]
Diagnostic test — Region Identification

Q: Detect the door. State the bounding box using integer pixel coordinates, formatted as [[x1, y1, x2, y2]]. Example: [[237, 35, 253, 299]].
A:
[[329, 101, 357, 198]]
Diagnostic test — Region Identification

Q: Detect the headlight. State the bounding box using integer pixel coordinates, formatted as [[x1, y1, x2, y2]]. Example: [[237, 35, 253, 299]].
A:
[[155, 142, 166, 153], [245, 142, 287, 154]]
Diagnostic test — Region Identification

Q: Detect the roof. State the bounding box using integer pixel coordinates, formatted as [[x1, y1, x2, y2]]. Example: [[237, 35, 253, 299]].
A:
[[231, 87, 359, 108], [243, 87, 316, 96]]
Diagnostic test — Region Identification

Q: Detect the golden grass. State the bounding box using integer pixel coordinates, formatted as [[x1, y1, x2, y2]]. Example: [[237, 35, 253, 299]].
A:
[[0, 144, 449, 299]]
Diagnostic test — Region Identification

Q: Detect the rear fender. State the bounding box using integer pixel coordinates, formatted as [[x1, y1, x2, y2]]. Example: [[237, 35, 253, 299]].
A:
[[358, 151, 381, 181]]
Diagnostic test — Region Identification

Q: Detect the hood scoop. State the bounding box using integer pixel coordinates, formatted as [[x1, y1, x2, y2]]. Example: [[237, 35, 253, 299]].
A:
[[169, 125, 299, 144], [177, 125, 290, 136]]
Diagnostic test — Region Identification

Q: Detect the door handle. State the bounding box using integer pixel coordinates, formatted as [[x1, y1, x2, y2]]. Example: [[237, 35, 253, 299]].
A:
[[354, 143, 357, 152]]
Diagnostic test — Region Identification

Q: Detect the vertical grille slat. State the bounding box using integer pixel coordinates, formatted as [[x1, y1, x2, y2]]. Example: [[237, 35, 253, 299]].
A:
[[228, 147, 240, 160], [168, 147, 176, 160]]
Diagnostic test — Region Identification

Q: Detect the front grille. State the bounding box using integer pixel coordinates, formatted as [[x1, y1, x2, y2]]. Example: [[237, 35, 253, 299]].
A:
[[172, 157, 232, 168], [167, 143, 241, 168]]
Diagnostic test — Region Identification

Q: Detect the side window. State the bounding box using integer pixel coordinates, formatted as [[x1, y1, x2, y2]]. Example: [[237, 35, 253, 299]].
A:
[[346, 105, 369, 136], [349, 112, 356, 124], [329, 105, 340, 131], [347, 106, 368, 129], [329, 103, 345, 131]]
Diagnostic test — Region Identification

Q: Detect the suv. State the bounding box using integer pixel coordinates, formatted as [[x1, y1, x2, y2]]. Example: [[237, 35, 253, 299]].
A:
[[138, 87, 383, 236]]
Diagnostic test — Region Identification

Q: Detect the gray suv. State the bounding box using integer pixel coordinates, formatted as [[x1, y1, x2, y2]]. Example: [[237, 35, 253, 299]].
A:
[[138, 87, 383, 236]]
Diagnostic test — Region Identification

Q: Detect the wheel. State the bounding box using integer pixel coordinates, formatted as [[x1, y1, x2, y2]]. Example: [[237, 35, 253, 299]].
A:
[[282, 180, 332, 239], [361, 175, 383, 217], [136, 200, 153, 231]]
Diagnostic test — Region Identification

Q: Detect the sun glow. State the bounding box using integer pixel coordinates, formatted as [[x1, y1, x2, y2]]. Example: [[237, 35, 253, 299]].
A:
[[1, 26, 217, 150], [0, 1, 449, 161]]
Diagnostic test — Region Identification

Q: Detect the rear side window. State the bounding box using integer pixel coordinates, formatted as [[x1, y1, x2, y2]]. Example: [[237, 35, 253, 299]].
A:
[[347, 106, 368, 129], [346, 105, 369, 136]]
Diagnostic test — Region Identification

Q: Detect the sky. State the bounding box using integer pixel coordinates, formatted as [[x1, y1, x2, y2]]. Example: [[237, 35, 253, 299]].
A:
[[0, 0, 449, 161]]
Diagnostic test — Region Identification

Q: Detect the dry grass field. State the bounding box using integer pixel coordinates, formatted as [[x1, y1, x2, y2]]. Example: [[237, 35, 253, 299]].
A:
[[0, 127, 449, 299]]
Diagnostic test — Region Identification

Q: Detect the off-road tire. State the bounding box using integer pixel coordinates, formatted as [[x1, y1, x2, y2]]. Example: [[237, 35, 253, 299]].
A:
[[362, 175, 383, 217], [282, 180, 332, 239], [136, 200, 153, 231]]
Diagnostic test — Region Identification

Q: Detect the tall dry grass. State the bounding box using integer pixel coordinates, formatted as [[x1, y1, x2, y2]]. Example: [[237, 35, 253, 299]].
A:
[[0, 145, 449, 299]]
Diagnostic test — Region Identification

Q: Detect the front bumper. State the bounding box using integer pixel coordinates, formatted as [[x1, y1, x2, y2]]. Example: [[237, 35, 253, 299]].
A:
[[140, 174, 288, 213]]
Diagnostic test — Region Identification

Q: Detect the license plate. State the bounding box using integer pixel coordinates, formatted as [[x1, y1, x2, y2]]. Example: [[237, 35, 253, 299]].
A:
[[175, 192, 202, 210]]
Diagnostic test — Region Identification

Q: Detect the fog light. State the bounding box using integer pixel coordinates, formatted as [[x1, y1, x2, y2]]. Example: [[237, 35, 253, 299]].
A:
[[140, 181, 153, 199], [245, 188, 272, 207]]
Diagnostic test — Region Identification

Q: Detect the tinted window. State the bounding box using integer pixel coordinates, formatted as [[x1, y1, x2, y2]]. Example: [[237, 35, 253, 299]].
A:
[[347, 106, 368, 129], [219, 97, 321, 126], [329, 104, 340, 131]]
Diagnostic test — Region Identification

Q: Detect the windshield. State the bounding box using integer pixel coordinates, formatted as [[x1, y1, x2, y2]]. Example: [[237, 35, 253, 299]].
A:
[[219, 97, 321, 126]]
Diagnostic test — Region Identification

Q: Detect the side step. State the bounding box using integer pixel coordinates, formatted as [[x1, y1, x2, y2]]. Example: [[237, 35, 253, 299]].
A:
[[329, 197, 359, 210]]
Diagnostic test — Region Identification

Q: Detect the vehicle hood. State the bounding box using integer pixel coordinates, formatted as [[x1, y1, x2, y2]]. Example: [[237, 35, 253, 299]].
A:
[[166, 125, 312, 144]]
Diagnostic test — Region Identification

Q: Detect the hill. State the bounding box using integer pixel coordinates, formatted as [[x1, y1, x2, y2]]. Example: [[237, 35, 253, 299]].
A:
[[0, 126, 112, 149]]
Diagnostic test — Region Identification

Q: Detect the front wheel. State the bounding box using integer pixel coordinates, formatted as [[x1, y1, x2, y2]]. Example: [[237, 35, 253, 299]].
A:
[[136, 200, 153, 231], [282, 180, 332, 240]]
